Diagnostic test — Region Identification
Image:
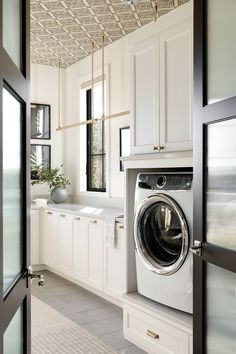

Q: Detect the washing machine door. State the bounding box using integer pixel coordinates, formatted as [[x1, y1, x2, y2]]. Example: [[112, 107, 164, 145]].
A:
[[134, 193, 189, 275]]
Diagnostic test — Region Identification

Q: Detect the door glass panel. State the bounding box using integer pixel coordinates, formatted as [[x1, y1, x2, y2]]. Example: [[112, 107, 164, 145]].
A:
[[4, 304, 24, 354], [3, 87, 23, 293], [3, 0, 22, 69], [207, 0, 236, 104], [206, 118, 236, 250], [206, 263, 236, 354], [139, 202, 183, 266]]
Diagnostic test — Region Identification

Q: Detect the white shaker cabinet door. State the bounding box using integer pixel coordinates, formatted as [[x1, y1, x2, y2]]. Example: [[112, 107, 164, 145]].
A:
[[88, 219, 104, 290], [31, 209, 40, 265], [159, 19, 193, 152], [104, 223, 125, 298], [72, 216, 89, 281], [131, 35, 159, 154], [58, 213, 73, 273], [43, 210, 58, 267]]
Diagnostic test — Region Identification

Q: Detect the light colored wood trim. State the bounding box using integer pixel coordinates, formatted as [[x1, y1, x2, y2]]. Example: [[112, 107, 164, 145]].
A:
[[81, 74, 106, 90], [56, 110, 130, 132], [58, 61, 61, 128]]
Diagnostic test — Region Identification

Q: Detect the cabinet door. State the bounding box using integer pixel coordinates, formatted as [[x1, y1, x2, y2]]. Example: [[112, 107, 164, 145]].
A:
[[72, 216, 89, 280], [131, 35, 159, 154], [104, 223, 125, 298], [58, 213, 73, 272], [43, 210, 58, 267], [160, 19, 193, 152], [88, 219, 104, 290], [31, 209, 40, 265]]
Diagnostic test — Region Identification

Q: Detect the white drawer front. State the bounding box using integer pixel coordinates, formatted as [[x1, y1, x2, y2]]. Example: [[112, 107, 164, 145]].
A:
[[124, 305, 190, 354]]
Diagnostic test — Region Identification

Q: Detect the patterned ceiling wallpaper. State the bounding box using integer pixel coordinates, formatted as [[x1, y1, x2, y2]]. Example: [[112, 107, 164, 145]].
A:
[[31, 0, 189, 68]]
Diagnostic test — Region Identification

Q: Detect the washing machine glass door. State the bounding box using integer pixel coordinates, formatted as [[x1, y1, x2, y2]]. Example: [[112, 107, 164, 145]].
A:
[[134, 193, 189, 275]]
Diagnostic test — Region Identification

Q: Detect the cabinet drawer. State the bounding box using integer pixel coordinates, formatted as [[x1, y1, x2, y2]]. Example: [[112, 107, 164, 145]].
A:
[[124, 305, 189, 354]]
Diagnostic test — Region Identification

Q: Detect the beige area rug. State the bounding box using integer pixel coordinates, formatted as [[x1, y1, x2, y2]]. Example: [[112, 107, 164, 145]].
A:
[[32, 296, 119, 354]]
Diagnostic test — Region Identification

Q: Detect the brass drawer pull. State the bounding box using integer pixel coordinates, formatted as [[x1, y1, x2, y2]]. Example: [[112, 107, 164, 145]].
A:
[[119, 225, 124, 230], [90, 220, 98, 224], [74, 217, 80, 221], [59, 214, 66, 218], [47, 211, 53, 215], [146, 329, 159, 339], [153, 145, 164, 152]]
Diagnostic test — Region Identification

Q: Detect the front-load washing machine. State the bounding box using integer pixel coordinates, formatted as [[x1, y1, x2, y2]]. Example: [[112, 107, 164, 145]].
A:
[[134, 170, 193, 313]]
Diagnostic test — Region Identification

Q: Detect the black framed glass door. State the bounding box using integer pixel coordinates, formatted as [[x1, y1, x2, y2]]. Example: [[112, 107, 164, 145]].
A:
[[193, 1, 236, 353], [0, 0, 31, 352]]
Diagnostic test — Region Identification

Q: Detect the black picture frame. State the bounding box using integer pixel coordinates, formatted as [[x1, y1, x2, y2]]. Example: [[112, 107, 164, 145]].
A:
[[30, 144, 51, 180], [31, 103, 51, 140], [119, 126, 130, 172]]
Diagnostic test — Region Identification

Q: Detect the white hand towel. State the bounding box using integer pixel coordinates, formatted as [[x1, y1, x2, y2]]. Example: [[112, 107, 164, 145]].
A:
[[105, 216, 117, 248]]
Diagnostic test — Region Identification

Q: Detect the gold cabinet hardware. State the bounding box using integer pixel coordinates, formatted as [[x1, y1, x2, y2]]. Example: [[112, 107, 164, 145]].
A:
[[90, 219, 98, 224], [146, 329, 159, 339], [153, 145, 164, 152], [59, 214, 66, 218], [74, 217, 81, 221], [47, 211, 53, 215], [119, 225, 124, 230]]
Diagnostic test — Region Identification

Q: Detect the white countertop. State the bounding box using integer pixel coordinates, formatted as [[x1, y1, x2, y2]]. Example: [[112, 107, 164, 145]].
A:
[[32, 203, 124, 222]]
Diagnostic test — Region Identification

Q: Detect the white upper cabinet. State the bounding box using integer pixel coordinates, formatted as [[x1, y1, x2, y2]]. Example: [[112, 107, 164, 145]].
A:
[[160, 19, 193, 152], [131, 35, 159, 154], [131, 14, 193, 155]]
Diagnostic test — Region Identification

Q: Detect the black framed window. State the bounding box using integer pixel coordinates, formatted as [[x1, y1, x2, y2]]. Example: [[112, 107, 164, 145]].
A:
[[31, 103, 51, 139], [30, 144, 51, 180], [86, 89, 106, 192]]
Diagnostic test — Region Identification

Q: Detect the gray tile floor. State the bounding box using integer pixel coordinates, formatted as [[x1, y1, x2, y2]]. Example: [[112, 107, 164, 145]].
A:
[[32, 270, 146, 354]]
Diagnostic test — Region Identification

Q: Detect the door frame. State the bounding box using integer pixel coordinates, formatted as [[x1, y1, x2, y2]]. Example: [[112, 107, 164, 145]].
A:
[[0, 0, 31, 352], [193, 1, 236, 353]]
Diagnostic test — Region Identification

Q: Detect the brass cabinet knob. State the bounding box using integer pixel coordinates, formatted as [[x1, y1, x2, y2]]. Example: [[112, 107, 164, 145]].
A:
[[90, 219, 98, 224], [153, 145, 164, 152]]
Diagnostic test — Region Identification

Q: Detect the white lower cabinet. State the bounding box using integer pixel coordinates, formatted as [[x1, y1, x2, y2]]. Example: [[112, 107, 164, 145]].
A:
[[58, 213, 73, 273], [88, 219, 104, 290], [72, 216, 89, 280], [104, 223, 125, 298], [42, 209, 124, 300], [124, 298, 192, 354], [31, 209, 40, 265], [43, 210, 58, 268]]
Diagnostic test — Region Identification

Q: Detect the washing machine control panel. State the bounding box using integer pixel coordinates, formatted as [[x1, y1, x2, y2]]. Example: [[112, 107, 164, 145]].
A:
[[138, 173, 193, 190]]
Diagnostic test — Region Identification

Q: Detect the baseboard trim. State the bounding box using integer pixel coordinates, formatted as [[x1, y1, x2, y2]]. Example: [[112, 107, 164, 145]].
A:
[[39, 265, 123, 308]]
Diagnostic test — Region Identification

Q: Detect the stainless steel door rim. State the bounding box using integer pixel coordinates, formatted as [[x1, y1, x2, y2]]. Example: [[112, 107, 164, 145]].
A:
[[134, 193, 189, 275]]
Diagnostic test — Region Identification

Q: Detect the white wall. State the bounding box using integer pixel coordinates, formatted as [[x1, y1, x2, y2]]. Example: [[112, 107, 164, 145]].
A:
[[30, 63, 64, 199], [62, 1, 191, 207], [30, 1, 191, 207]]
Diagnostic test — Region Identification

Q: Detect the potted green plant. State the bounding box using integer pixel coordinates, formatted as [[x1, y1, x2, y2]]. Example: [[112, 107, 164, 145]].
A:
[[31, 165, 70, 203]]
